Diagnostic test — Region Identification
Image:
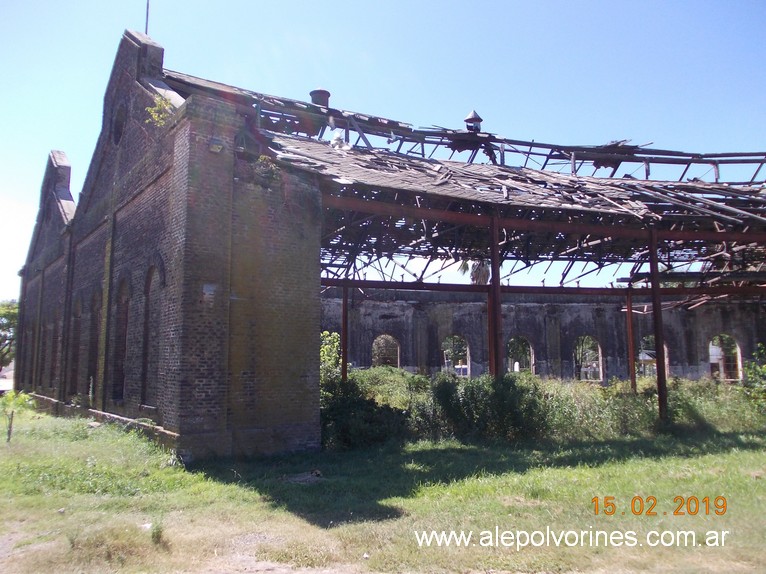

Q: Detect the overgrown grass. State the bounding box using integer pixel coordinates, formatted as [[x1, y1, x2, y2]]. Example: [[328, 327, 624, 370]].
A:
[[340, 368, 765, 445], [2, 377, 766, 573]]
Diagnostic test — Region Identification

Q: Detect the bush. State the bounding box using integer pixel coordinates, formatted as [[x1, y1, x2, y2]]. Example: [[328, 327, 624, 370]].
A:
[[320, 357, 766, 448], [320, 334, 410, 449], [320, 375, 408, 450], [432, 372, 545, 441], [743, 343, 766, 408]]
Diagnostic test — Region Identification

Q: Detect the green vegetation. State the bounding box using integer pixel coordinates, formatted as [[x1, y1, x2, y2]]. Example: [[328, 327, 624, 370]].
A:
[[0, 300, 18, 369], [1, 409, 765, 573], [1, 390, 34, 442], [2, 335, 764, 572], [743, 342, 766, 406], [144, 93, 173, 127]]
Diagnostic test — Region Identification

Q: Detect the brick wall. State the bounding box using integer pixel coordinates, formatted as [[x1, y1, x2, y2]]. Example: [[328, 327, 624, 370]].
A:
[[320, 289, 766, 381], [226, 156, 322, 456]]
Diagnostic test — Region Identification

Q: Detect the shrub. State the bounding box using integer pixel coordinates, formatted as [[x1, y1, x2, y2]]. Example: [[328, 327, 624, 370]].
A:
[[432, 372, 545, 441], [320, 375, 408, 450], [1, 390, 35, 443], [743, 343, 766, 408], [320, 331, 341, 386], [319, 340, 414, 449]]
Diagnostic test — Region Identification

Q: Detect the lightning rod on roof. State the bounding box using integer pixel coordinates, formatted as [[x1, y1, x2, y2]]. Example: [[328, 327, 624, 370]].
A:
[[145, 0, 150, 35]]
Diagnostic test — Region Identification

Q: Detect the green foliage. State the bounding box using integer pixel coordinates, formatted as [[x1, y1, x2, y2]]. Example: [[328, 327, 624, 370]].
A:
[[441, 335, 468, 366], [320, 375, 408, 450], [0, 300, 18, 368], [743, 343, 766, 406], [144, 93, 173, 127], [323, 366, 766, 446], [432, 372, 545, 441], [1, 390, 35, 443], [350, 366, 429, 411], [320, 331, 341, 387], [320, 335, 410, 449]]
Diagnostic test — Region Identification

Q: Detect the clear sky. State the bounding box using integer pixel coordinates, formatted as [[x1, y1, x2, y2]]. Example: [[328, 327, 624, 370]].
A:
[[1, 0, 764, 300]]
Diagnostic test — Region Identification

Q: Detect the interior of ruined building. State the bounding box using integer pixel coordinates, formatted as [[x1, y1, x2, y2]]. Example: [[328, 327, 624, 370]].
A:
[[16, 30, 766, 459]]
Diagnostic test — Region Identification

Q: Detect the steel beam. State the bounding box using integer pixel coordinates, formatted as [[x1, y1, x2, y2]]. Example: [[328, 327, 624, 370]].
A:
[[320, 277, 766, 298], [490, 216, 504, 377], [322, 192, 766, 243], [649, 229, 668, 422], [341, 286, 349, 382], [626, 287, 636, 392]]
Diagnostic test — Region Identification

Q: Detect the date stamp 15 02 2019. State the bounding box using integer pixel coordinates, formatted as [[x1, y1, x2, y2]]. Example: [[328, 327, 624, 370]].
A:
[[591, 495, 727, 516]]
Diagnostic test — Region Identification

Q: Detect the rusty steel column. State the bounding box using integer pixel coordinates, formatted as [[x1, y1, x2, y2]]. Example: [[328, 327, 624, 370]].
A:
[[626, 286, 637, 392], [649, 229, 668, 421], [489, 216, 504, 377], [341, 285, 349, 382]]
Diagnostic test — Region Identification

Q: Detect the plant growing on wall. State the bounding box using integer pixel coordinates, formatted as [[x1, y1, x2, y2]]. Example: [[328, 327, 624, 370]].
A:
[[145, 94, 173, 127]]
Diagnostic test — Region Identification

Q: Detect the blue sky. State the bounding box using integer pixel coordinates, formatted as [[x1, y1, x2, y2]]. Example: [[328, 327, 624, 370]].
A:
[[1, 0, 764, 299]]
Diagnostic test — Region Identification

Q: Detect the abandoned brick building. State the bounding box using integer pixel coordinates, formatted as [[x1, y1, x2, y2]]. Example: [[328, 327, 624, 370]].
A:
[[17, 30, 766, 460]]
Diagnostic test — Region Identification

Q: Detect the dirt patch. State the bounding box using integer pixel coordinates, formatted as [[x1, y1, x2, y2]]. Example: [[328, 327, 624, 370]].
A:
[[500, 495, 544, 508]]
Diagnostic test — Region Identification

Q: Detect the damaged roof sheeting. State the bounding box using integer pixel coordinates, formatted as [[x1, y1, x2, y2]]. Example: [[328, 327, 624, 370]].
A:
[[268, 133, 766, 227], [264, 132, 766, 283], [264, 133, 766, 258]]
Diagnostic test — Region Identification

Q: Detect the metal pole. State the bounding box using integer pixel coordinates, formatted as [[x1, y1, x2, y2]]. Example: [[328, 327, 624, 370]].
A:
[[626, 286, 636, 392], [341, 285, 349, 382], [489, 216, 504, 377], [649, 229, 668, 421], [145, 0, 150, 35]]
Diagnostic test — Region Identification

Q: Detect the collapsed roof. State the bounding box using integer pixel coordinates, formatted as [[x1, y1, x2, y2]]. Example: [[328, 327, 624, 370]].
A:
[[161, 69, 766, 290]]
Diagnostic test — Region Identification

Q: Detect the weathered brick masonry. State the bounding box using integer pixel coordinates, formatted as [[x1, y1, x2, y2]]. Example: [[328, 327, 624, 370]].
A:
[[17, 30, 321, 460], [321, 289, 766, 380]]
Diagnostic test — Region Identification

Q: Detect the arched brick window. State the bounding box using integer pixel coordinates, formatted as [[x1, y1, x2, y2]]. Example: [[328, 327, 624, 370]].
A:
[[141, 266, 162, 406], [371, 334, 400, 368], [507, 336, 534, 374], [86, 291, 102, 401], [442, 335, 470, 377], [68, 298, 82, 397], [112, 280, 131, 401], [573, 335, 602, 381], [709, 334, 741, 382]]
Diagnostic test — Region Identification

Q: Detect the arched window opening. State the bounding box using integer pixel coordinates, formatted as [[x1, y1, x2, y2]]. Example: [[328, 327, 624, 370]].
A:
[[371, 334, 400, 368], [38, 323, 48, 391], [69, 299, 82, 397], [442, 335, 470, 377], [50, 313, 61, 389], [86, 293, 102, 403], [573, 335, 602, 381], [141, 267, 162, 406], [709, 334, 741, 382], [637, 334, 657, 377], [112, 280, 130, 401], [507, 336, 534, 374]]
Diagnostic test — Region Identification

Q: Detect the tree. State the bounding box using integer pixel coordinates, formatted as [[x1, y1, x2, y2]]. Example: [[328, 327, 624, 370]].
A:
[[458, 260, 490, 285], [0, 300, 18, 369], [574, 335, 601, 380]]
